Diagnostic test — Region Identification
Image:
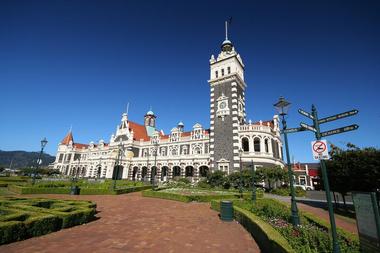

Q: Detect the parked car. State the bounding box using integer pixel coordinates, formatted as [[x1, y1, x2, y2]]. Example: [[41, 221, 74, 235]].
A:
[[293, 184, 314, 191]]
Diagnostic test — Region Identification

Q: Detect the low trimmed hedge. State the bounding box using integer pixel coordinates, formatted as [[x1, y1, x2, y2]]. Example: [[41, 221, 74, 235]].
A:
[[8, 184, 151, 195], [211, 200, 294, 253], [0, 197, 96, 244], [142, 189, 257, 202]]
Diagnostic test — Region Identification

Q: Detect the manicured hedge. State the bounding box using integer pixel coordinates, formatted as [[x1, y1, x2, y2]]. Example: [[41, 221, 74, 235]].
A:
[[0, 197, 97, 245], [142, 189, 255, 202], [8, 184, 151, 195], [211, 200, 294, 253]]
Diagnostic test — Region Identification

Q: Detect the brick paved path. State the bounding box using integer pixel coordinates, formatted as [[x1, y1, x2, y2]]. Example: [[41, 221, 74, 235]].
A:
[[1, 193, 260, 253]]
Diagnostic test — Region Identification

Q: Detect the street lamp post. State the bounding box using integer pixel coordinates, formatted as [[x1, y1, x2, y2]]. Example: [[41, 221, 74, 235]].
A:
[[152, 142, 159, 189], [251, 160, 256, 203], [32, 137, 48, 185], [274, 96, 300, 226], [239, 149, 243, 198], [112, 141, 123, 190]]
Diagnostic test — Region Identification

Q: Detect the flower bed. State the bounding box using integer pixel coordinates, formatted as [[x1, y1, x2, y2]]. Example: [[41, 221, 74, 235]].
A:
[[0, 197, 96, 245], [212, 199, 359, 252]]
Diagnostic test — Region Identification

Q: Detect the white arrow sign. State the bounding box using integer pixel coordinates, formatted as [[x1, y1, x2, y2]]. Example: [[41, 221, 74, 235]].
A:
[[300, 122, 316, 132]]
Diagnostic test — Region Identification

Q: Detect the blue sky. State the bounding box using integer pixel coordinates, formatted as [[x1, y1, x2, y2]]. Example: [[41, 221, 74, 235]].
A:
[[0, 0, 379, 162]]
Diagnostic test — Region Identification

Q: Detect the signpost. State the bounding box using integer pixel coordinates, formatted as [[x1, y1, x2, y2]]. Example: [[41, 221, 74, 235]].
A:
[[318, 109, 358, 124], [298, 105, 359, 253], [320, 124, 359, 137], [300, 122, 316, 132], [298, 109, 314, 119], [281, 127, 305, 134], [352, 192, 380, 252]]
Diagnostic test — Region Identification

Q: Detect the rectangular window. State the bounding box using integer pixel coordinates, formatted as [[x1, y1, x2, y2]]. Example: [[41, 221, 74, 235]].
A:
[[221, 69, 225, 76], [215, 71, 218, 78], [227, 67, 231, 74], [58, 154, 63, 162]]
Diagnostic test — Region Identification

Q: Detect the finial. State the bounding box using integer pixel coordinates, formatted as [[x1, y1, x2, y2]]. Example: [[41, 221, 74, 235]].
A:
[[126, 102, 129, 115], [225, 20, 228, 40]]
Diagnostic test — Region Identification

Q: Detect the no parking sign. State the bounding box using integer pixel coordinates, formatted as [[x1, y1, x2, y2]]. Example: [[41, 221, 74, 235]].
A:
[[311, 140, 329, 160]]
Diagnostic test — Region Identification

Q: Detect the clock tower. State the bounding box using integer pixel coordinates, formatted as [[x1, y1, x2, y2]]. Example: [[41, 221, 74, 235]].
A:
[[209, 22, 246, 173]]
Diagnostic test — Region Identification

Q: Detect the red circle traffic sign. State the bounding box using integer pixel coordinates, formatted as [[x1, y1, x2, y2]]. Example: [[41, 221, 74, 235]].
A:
[[313, 141, 326, 153]]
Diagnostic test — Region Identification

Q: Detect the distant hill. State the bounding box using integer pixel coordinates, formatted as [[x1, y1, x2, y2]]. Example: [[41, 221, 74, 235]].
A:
[[0, 150, 55, 169]]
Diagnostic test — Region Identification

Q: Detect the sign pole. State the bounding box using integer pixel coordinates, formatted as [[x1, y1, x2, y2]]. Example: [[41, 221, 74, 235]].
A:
[[312, 104, 340, 253]]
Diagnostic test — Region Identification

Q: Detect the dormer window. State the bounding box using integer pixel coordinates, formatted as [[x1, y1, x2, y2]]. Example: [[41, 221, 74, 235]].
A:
[[221, 69, 225, 76], [227, 67, 231, 74], [215, 71, 218, 78]]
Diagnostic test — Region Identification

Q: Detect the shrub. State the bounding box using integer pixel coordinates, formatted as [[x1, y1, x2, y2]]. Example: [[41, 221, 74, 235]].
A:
[[176, 178, 191, 184], [196, 179, 211, 189]]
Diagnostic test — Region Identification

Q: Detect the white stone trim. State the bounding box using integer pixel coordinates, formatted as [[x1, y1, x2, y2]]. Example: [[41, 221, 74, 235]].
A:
[[233, 143, 240, 147]]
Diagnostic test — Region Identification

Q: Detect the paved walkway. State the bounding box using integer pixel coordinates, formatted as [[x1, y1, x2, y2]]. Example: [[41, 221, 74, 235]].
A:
[[1, 193, 260, 253], [265, 194, 358, 234]]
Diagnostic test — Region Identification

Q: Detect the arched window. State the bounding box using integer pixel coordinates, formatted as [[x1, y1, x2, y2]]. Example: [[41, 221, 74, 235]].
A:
[[265, 139, 269, 153], [215, 71, 218, 78], [242, 137, 249, 152], [254, 138, 261, 152]]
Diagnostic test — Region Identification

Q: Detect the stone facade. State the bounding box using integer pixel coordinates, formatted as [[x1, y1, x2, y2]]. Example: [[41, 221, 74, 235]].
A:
[[52, 26, 285, 182]]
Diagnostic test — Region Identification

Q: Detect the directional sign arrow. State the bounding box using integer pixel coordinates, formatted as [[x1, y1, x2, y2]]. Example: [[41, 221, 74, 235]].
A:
[[318, 109, 358, 124], [320, 124, 359, 137], [281, 127, 305, 134], [298, 109, 314, 120], [300, 122, 317, 132]]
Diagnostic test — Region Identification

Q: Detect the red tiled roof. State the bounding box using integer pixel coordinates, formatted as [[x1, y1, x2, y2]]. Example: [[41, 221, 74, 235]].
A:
[[61, 131, 74, 145], [74, 143, 89, 149], [129, 121, 150, 141], [181, 131, 192, 137]]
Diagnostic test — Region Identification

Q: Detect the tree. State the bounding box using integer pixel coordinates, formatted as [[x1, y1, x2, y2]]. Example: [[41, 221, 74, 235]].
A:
[[326, 143, 380, 207], [256, 166, 286, 190]]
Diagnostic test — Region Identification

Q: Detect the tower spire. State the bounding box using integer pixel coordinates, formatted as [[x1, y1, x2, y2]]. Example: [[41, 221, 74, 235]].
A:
[[225, 20, 228, 40], [126, 102, 129, 115]]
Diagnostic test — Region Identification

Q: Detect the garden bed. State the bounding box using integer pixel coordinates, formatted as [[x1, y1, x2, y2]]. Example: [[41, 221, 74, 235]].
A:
[[142, 188, 263, 202], [0, 197, 96, 245], [211, 199, 359, 253]]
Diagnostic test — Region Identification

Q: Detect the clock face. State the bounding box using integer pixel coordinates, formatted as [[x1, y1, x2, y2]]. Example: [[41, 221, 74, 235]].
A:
[[219, 101, 227, 109]]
